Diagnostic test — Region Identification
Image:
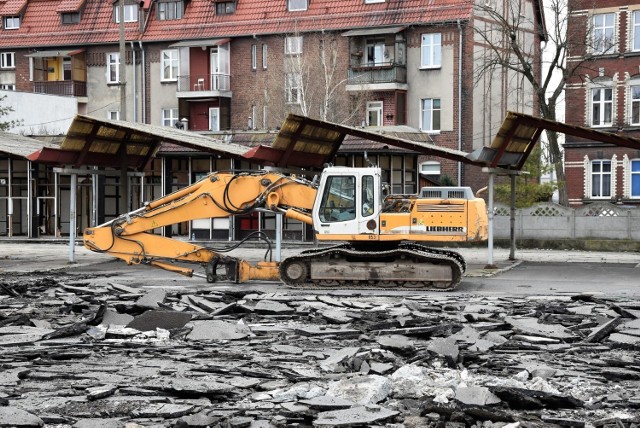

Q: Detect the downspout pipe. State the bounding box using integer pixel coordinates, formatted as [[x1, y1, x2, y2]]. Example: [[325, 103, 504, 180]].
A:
[[130, 41, 137, 123], [139, 41, 145, 123], [457, 19, 463, 185]]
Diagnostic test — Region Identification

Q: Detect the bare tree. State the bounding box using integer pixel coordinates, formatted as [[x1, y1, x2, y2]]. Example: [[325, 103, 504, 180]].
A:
[[264, 32, 368, 127], [474, 0, 599, 206]]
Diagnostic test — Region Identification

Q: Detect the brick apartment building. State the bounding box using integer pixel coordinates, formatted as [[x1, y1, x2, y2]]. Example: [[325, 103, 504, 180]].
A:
[[0, 0, 546, 238], [565, 0, 640, 206]]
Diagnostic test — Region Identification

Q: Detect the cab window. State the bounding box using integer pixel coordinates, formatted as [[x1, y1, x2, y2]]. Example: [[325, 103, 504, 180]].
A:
[[319, 176, 356, 222], [362, 175, 374, 217]]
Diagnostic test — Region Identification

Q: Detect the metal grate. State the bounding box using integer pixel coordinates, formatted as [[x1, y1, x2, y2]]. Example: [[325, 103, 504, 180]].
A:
[[417, 204, 465, 212]]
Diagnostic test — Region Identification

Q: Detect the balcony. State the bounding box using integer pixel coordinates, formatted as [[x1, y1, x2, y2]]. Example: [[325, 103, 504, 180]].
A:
[[33, 80, 87, 97], [346, 63, 407, 92], [176, 74, 232, 98]]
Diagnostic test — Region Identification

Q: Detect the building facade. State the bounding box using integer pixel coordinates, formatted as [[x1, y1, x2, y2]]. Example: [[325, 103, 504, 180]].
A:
[[0, 0, 545, 237], [565, 0, 640, 206]]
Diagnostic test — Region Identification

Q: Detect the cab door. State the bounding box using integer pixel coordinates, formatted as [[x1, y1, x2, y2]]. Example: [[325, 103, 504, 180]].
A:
[[313, 169, 380, 237]]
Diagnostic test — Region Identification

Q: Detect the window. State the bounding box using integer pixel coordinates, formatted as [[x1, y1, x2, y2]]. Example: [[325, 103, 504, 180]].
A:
[[3, 16, 20, 29], [631, 160, 640, 197], [285, 36, 303, 55], [591, 160, 612, 198], [108, 111, 120, 120], [420, 161, 441, 179], [288, 0, 307, 11], [421, 98, 441, 132], [362, 175, 374, 217], [158, 0, 183, 20], [0, 52, 15, 69], [366, 39, 385, 66], [285, 73, 301, 104], [262, 44, 268, 69], [633, 11, 640, 51], [61, 12, 81, 24], [318, 176, 356, 222], [161, 49, 178, 81], [114, 4, 138, 23], [591, 87, 612, 127], [209, 107, 220, 131], [631, 85, 640, 125], [420, 33, 441, 68], [365, 0, 385, 3], [0, 84, 15, 91], [251, 45, 257, 70], [162, 108, 179, 127], [215, 1, 236, 14], [366, 101, 383, 126], [107, 53, 119, 84], [592, 13, 615, 54]]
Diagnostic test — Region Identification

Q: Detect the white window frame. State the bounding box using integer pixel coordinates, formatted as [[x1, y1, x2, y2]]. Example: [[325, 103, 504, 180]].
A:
[[262, 44, 268, 69], [0, 52, 15, 69], [420, 98, 441, 132], [420, 33, 441, 68], [590, 159, 612, 198], [366, 39, 385, 66], [288, 0, 308, 12], [107, 111, 120, 120], [3, 16, 20, 30], [630, 84, 640, 126], [632, 11, 640, 51], [107, 53, 119, 84], [0, 84, 15, 91], [285, 36, 303, 55], [285, 72, 301, 104], [590, 86, 613, 127], [161, 108, 179, 127], [251, 44, 257, 70], [161, 49, 179, 81], [631, 159, 640, 198], [209, 107, 220, 131], [114, 4, 139, 23], [157, 0, 183, 20], [365, 0, 385, 3], [592, 13, 616, 55], [366, 101, 383, 126]]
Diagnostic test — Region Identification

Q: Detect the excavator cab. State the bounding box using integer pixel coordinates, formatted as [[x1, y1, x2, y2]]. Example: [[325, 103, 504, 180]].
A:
[[312, 167, 381, 237]]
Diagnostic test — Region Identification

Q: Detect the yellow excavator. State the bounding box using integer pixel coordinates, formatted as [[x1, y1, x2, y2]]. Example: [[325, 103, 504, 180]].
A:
[[83, 166, 488, 290]]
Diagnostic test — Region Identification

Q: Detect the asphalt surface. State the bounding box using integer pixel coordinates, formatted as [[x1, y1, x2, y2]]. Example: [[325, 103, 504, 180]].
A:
[[2, 241, 639, 297]]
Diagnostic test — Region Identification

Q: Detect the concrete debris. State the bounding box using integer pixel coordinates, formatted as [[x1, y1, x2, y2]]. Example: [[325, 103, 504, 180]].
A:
[[313, 405, 398, 426], [326, 375, 392, 405], [186, 319, 251, 340], [1, 271, 640, 427]]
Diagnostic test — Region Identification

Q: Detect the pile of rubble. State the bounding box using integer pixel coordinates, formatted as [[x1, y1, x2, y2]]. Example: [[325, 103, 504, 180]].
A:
[[1, 271, 640, 427]]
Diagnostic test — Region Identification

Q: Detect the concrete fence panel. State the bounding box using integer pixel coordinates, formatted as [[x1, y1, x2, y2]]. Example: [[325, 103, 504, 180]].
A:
[[493, 202, 640, 242]]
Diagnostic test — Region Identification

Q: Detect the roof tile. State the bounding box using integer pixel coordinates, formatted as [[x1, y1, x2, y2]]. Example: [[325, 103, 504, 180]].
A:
[[0, 0, 474, 48]]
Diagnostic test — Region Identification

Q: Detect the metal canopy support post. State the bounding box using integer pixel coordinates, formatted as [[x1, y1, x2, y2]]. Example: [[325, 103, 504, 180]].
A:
[[486, 172, 496, 269], [483, 167, 527, 265], [510, 174, 517, 261], [27, 160, 33, 238], [69, 173, 77, 263]]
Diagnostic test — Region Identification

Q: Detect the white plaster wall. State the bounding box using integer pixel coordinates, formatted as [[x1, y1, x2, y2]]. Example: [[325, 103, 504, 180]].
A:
[[0, 90, 77, 135], [406, 31, 456, 132]]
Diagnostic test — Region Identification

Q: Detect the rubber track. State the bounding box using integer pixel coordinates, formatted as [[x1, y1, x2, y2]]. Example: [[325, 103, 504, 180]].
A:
[[279, 243, 465, 291]]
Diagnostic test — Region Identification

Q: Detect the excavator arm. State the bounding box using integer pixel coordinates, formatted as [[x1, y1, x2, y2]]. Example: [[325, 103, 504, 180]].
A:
[[83, 171, 317, 282]]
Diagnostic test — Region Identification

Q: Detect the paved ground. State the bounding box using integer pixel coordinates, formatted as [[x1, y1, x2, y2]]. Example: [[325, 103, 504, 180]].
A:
[[2, 240, 639, 297]]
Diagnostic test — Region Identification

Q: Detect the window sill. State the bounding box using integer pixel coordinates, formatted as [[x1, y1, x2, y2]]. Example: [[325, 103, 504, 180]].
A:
[[419, 66, 441, 71], [160, 79, 177, 83], [421, 130, 441, 134]]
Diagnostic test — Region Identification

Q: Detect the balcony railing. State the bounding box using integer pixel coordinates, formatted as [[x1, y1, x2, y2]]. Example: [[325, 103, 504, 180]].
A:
[[177, 74, 231, 93], [33, 80, 87, 97], [347, 64, 407, 85]]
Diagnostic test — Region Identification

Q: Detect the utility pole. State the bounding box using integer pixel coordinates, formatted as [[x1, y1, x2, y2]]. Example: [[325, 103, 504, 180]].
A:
[[118, 0, 127, 121], [118, 0, 129, 213]]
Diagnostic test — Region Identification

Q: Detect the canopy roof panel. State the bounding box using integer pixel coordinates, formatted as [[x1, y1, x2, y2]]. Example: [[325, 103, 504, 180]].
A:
[[28, 115, 251, 170]]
